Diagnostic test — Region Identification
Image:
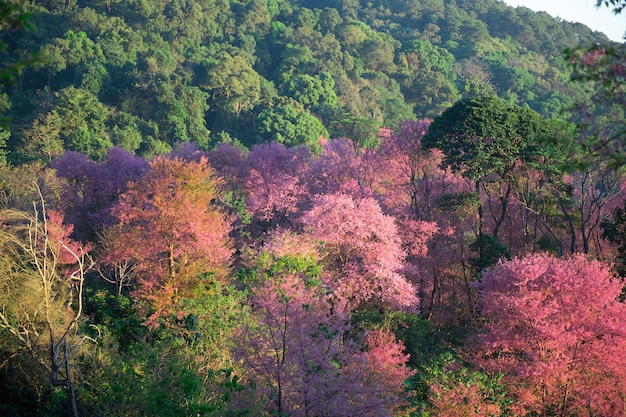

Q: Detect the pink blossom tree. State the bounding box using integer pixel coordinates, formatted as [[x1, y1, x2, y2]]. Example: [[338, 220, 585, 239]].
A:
[[473, 253, 626, 416], [235, 230, 414, 417], [375, 120, 475, 322], [376, 119, 450, 222], [206, 142, 249, 196], [243, 142, 311, 229], [338, 329, 416, 417], [100, 156, 233, 327], [301, 193, 419, 310], [305, 137, 379, 199], [236, 270, 350, 417]]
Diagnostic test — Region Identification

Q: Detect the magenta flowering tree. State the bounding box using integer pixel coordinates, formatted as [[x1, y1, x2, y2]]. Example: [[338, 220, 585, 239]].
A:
[[206, 142, 249, 195], [305, 137, 380, 199], [337, 329, 416, 417], [301, 193, 418, 310], [376, 120, 476, 322], [473, 253, 626, 416], [236, 270, 350, 417], [243, 142, 311, 228], [376, 119, 450, 222], [235, 230, 414, 417]]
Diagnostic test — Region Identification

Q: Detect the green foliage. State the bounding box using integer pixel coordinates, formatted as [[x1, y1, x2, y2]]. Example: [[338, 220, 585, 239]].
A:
[[82, 277, 249, 416], [254, 103, 327, 151], [468, 233, 511, 272], [399, 39, 461, 117], [597, 0, 626, 14], [240, 248, 322, 289], [0, 0, 606, 159], [0, 0, 35, 88], [281, 72, 337, 111], [204, 53, 262, 117], [351, 310, 441, 369], [423, 352, 511, 416], [51, 86, 113, 159], [423, 96, 548, 181], [330, 115, 380, 149]]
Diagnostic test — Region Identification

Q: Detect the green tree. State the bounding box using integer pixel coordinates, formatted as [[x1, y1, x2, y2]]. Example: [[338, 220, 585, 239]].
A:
[[399, 40, 461, 117], [276, 43, 316, 83], [204, 53, 261, 126], [359, 37, 396, 73], [51, 86, 113, 159], [330, 115, 381, 150], [38, 30, 102, 90], [82, 279, 248, 417], [18, 111, 64, 162], [254, 103, 328, 151], [597, 0, 626, 14], [281, 72, 337, 111], [423, 96, 549, 239]]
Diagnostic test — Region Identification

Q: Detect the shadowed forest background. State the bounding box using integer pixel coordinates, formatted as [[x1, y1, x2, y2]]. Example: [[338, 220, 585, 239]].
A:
[[1, 0, 626, 416]]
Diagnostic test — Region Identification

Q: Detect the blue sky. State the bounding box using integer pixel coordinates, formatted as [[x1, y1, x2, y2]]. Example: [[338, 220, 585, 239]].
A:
[[503, 0, 626, 42]]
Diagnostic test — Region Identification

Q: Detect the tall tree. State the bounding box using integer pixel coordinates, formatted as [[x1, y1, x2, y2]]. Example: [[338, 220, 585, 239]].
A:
[[204, 53, 261, 120], [254, 103, 328, 151], [52, 147, 149, 242], [305, 137, 379, 199], [422, 96, 548, 240], [235, 230, 414, 417], [243, 142, 310, 229]]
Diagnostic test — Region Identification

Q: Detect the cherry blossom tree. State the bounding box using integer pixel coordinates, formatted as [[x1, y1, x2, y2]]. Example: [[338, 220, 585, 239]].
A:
[[305, 137, 379, 199], [338, 329, 416, 417], [376, 120, 464, 320], [243, 142, 311, 229], [206, 142, 248, 195], [100, 156, 232, 327], [376, 119, 448, 222], [473, 253, 626, 416], [301, 193, 418, 310], [236, 270, 349, 417], [235, 230, 414, 417]]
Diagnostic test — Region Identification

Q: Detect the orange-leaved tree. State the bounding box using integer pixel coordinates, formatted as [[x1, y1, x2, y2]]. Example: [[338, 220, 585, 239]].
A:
[[101, 156, 233, 327]]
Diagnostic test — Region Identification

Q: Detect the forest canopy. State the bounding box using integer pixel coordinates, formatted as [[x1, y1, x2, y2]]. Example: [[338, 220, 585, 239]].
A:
[[0, 0, 621, 161]]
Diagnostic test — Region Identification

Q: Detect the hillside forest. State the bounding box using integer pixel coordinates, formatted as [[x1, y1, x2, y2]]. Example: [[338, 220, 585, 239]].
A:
[[1, 0, 626, 416]]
